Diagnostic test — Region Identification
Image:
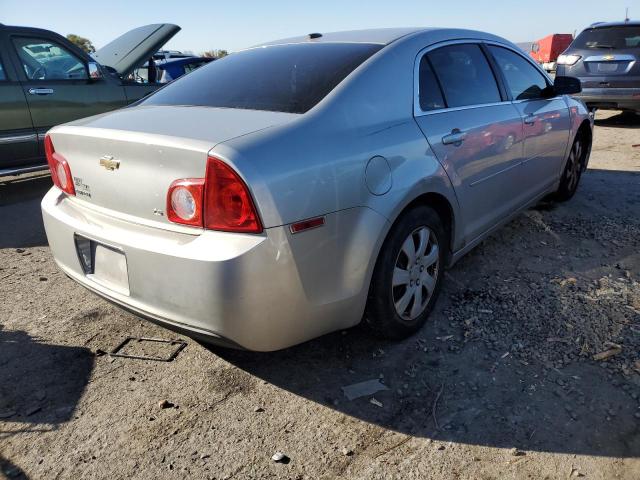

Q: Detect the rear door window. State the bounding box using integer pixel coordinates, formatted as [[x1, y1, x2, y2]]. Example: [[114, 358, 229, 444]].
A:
[[142, 42, 383, 114], [488, 46, 549, 100], [12, 37, 88, 80], [427, 44, 501, 108]]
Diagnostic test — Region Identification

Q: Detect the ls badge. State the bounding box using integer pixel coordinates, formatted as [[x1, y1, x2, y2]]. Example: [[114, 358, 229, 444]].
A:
[[99, 155, 120, 171]]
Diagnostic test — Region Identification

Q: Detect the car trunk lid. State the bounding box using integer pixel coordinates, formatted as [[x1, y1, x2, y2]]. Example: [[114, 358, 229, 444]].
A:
[[581, 53, 638, 78], [49, 106, 298, 232], [93, 24, 181, 77]]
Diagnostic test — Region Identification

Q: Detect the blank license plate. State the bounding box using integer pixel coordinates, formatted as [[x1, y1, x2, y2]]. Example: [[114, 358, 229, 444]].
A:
[[89, 243, 130, 296], [597, 63, 619, 72]]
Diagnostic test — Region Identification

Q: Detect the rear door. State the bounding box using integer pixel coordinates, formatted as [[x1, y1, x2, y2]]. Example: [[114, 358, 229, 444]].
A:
[[0, 33, 39, 170], [487, 45, 571, 198], [8, 33, 127, 154], [414, 42, 525, 242]]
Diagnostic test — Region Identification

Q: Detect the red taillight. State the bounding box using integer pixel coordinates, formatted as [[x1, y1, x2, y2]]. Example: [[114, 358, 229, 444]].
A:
[[166, 178, 204, 226], [165, 156, 262, 233], [44, 134, 75, 196], [204, 156, 262, 233]]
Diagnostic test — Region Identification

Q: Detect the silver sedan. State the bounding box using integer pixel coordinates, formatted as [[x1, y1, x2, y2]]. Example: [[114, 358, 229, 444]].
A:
[[42, 28, 593, 351]]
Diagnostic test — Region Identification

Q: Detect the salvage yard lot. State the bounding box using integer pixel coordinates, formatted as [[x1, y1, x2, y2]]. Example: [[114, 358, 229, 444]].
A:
[[1, 111, 639, 479]]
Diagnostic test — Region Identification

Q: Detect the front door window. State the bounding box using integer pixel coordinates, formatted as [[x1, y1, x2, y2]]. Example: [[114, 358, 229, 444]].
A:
[[12, 37, 88, 80]]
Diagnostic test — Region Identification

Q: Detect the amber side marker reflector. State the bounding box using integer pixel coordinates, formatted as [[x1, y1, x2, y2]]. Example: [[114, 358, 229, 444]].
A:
[[290, 216, 325, 234]]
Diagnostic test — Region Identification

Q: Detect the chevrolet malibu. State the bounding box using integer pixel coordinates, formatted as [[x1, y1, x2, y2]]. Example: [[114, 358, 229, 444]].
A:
[[42, 28, 593, 351]]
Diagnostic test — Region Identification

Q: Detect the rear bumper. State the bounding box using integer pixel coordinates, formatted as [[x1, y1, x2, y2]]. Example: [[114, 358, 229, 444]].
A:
[[575, 87, 640, 111], [42, 188, 385, 351]]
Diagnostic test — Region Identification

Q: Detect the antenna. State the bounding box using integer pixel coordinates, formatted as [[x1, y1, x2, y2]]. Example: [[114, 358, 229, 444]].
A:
[[625, 7, 630, 22]]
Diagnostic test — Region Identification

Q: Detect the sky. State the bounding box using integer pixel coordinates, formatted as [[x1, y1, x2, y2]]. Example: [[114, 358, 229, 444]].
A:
[[0, 0, 636, 53]]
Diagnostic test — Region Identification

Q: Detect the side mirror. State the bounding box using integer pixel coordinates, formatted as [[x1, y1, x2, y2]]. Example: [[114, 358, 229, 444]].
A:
[[87, 62, 103, 80], [553, 76, 581, 95]]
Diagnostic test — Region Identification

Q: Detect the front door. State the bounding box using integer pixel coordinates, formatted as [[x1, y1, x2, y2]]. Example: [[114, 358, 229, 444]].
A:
[[487, 45, 571, 198], [8, 34, 127, 155], [414, 43, 525, 242], [0, 37, 39, 170]]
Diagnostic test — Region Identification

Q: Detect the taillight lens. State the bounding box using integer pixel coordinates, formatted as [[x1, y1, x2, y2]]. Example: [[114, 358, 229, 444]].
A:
[[44, 134, 75, 195], [557, 54, 581, 66], [166, 179, 204, 226], [204, 156, 262, 233], [165, 156, 262, 233]]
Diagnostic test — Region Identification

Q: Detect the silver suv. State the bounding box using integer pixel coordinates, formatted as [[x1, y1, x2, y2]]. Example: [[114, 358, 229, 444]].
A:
[[556, 21, 640, 113]]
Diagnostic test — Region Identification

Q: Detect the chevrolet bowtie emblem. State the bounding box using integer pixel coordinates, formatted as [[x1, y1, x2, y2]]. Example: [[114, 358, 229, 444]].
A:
[[603, 55, 615, 61], [99, 155, 120, 171]]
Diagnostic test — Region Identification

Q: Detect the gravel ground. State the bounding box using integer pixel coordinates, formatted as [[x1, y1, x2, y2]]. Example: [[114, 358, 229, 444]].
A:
[[1, 111, 639, 479]]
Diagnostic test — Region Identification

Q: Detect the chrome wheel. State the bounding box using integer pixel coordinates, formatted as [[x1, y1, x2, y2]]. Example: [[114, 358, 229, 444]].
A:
[[392, 226, 439, 321], [565, 140, 582, 192]]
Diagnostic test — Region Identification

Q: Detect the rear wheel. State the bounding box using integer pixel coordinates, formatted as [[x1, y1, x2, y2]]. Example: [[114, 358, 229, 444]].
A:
[[365, 206, 447, 339], [554, 134, 586, 202]]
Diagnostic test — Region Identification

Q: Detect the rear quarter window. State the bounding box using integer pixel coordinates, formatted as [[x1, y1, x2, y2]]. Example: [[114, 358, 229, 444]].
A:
[[418, 56, 446, 111], [142, 43, 383, 114]]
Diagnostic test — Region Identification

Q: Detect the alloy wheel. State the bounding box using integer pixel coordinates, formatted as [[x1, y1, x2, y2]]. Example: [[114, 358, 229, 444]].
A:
[[565, 140, 582, 191], [392, 226, 439, 321]]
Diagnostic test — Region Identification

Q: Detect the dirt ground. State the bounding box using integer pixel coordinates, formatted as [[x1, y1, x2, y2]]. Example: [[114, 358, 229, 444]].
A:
[[1, 111, 639, 480]]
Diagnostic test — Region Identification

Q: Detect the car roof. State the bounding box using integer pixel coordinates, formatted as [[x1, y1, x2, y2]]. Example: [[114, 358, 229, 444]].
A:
[[587, 20, 640, 29], [253, 27, 515, 51], [0, 24, 67, 37], [255, 28, 433, 47]]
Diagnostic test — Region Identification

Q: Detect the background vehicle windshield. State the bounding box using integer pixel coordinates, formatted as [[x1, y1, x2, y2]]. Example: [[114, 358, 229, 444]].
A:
[[572, 26, 640, 49], [142, 42, 382, 113]]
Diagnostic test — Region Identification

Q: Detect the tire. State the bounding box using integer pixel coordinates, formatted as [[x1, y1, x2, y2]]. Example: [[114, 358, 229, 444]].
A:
[[365, 205, 447, 339], [554, 133, 587, 202]]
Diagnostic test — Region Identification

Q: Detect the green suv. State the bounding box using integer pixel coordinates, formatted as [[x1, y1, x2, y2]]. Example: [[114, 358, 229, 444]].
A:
[[0, 23, 179, 176]]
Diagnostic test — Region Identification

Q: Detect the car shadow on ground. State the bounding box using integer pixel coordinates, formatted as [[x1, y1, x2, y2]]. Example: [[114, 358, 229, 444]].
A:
[[594, 111, 640, 129], [215, 168, 640, 459], [0, 175, 51, 249], [0, 325, 94, 478], [0, 325, 94, 428]]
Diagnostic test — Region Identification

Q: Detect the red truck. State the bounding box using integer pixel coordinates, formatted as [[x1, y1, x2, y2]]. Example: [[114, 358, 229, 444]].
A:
[[529, 33, 574, 72]]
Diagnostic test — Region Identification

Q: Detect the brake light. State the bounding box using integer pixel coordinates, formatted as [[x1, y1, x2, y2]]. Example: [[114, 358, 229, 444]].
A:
[[165, 156, 262, 233], [44, 134, 75, 195], [166, 178, 204, 226], [204, 156, 262, 233]]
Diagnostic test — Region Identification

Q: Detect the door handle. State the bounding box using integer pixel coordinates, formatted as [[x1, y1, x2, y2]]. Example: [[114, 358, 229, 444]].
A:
[[442, 129, 467, 146], [524, 115, 536, 125], [28, 88, 54, 95]]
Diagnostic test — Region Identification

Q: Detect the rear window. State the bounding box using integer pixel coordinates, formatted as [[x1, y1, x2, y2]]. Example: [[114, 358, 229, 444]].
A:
[[572, 26, 640, 49], [142, 43, 383, 114]]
